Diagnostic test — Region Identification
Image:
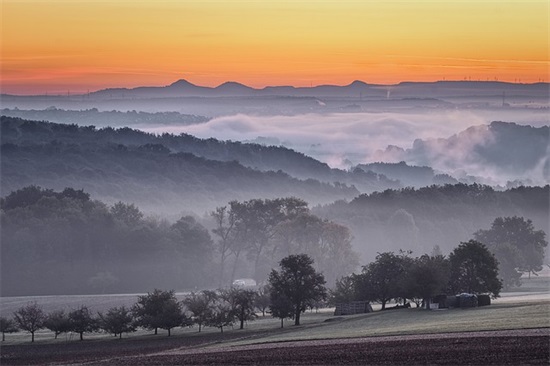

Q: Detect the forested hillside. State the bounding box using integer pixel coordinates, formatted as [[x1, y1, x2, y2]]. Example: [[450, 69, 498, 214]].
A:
[[1, 107, 209, 127], [1, 117, 370, 214], [313, 184, 549, 262]]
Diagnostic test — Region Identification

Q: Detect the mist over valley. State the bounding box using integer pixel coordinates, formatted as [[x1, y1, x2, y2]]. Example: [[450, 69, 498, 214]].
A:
[[1, 80, 549, 296]]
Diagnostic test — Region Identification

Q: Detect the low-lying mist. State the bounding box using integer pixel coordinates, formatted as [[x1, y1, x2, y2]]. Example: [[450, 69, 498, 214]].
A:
[[140, 110, 549, 185]]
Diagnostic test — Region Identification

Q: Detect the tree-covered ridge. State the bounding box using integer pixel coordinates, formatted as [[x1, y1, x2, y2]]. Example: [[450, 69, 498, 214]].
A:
[[0, 116, 396, 192], [1, 108, 209, 127], [1, 117, 362, 214]]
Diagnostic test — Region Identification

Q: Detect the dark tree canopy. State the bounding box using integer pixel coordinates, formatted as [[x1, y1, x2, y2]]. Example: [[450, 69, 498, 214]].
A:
[[132, 289, 185, 336], [43, 310, 71, 339], [268, 254, 326, 326], [98, 306, 136, 338], [182, 290, 217, 332], [68, 306, 99, 341], [449, 240, 502, 298], [221, 288, 257, 330], [355, 252, 411, 309], [404, 254, 450, 308]]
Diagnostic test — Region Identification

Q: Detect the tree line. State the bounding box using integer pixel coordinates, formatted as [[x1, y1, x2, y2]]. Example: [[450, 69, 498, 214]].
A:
[[330, 240, 502, 311], [0, 186, 358, 296], [0, 253, 325, 342], [314, 183, 549, 263], [0, 288, 259, 342], [330, 214, 547, 310]]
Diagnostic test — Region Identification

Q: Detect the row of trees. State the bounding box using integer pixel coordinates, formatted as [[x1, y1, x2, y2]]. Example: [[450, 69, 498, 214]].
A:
[[210, 197, 358, 286], [330, 240, 503, 310], [0, 288, 263, 342]]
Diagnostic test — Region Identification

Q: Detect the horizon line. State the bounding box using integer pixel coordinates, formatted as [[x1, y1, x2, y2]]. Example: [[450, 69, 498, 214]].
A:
[[2, 78, 549, 97]]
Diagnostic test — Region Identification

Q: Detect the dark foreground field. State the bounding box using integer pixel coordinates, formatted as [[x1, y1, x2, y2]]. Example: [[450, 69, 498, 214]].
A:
[[2, 329, 548, 365]]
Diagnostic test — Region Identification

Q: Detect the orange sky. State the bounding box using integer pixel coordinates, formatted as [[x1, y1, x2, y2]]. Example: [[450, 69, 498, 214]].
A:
[[1, 0, 549, 95]]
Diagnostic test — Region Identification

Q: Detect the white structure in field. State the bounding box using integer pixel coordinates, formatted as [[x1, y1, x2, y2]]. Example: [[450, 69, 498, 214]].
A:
[[232, 278, 257, 288]]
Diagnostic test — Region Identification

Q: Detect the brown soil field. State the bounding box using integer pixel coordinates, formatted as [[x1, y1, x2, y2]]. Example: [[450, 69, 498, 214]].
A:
[[2, 328, 548, 365]]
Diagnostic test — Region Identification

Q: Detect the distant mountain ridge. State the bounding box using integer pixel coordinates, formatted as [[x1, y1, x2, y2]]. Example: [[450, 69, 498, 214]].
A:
[[86, 79, 549, 99]]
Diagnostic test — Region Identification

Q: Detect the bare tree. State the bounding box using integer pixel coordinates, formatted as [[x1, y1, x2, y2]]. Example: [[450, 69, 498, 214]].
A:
[[211, 206, 237, 287]]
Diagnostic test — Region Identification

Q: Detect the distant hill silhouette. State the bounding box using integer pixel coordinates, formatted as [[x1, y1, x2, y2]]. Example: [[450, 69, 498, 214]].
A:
[[84, 79, 549, 99]]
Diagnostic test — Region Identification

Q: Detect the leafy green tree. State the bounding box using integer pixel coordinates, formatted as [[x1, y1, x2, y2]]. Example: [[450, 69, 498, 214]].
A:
[[268, 254, 326, 326], [68, 306, 99, 341], [13, 303, 45, 342], [182, 290, 217, 332], [328, 275, 357, 306], [157, 299, 187, 336], [205, 301, 234, 333], [475, 216, 548, 287], [356, 252, 411, 309], [0, 316, 19, 341], [132, 289, 185, 336], [222, 288, 257, 329], [269, 288, 294, 328], [405, 254, 450, 309], [449, 240, 502, 298], [44, 310, 71, 339], [98, 306, 136, 338]]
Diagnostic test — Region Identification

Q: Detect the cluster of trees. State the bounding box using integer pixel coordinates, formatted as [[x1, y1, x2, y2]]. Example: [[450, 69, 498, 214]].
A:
[[315, 184, 549, 263], [1, 186, 215, 295], [211, 197, 358, 286], [1, 187, 358, 296], [329, 215, 546, 310], [331, 240, 503, 310]]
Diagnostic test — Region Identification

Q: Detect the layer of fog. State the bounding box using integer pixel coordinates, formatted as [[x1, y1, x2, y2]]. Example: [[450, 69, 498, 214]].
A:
[[140, 110, 548, 185]]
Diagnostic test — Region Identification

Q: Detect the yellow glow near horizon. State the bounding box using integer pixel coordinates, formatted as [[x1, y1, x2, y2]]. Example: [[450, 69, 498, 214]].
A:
[[1, 0, 548, 94]]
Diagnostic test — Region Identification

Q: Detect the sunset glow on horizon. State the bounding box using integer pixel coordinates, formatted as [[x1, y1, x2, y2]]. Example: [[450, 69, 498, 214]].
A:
[[1, 0, 549, 95]]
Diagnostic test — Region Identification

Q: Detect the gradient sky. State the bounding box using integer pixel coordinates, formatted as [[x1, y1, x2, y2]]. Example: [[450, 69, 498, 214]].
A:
[[1, 0, 549, 95]]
